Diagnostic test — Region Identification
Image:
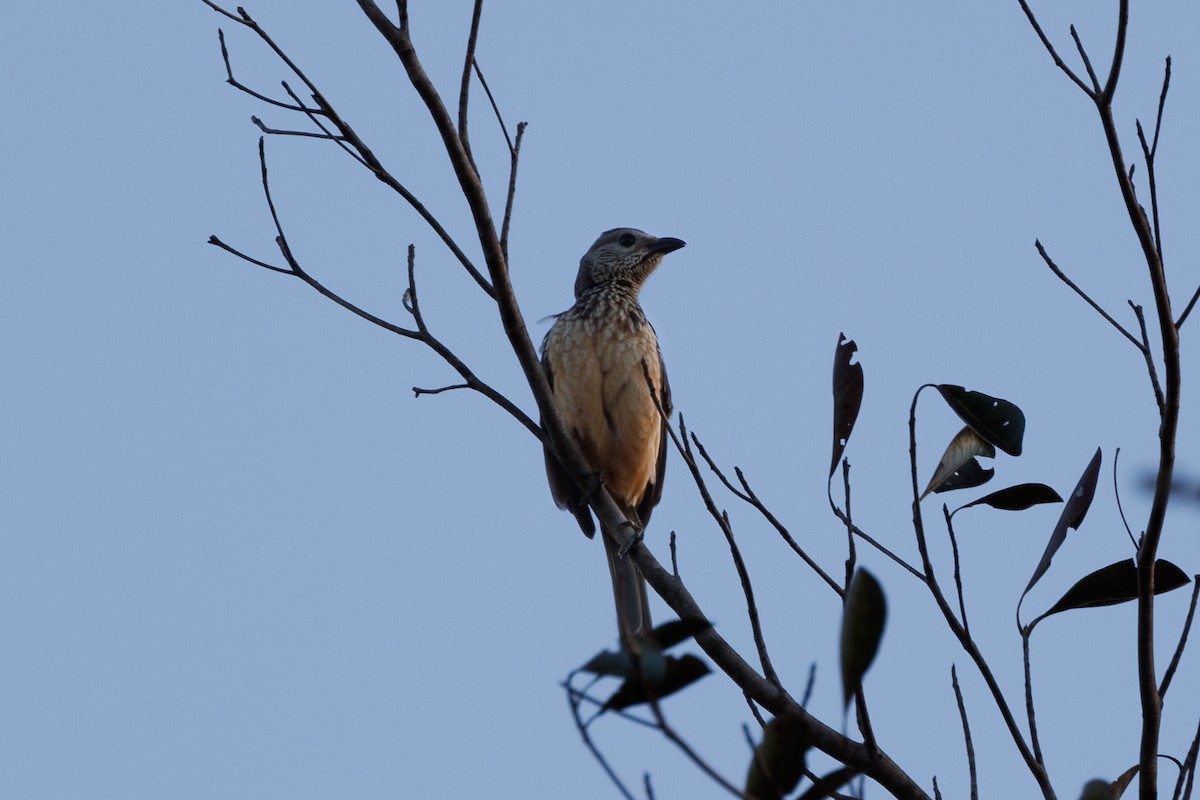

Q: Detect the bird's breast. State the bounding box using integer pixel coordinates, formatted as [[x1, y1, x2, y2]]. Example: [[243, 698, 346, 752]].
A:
[[544, 304, 664, 506]]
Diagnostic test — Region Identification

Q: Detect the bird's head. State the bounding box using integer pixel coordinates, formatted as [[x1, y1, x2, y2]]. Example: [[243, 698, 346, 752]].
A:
[[574, 228, 686, 298]]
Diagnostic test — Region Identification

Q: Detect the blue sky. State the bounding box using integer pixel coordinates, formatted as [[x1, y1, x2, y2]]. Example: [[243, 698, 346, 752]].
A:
[[3, 1, 1199, 797]]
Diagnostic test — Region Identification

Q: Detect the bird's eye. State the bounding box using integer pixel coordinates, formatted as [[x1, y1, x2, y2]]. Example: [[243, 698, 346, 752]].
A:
[[618, 233, 636, 247]]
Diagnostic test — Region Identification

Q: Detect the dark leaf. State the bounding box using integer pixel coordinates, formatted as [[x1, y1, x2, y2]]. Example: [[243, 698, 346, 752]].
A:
[[959, 483, 1063, 512], [744, 715, 812, 800], [602, 654, 709, 711], [936, 384, 1026, 457], [796, 766, 858, 800], [1031, 559, 1190, 629], [1020, 448, 1103, 610], [646, 618, 712, 652], [922, 426, 995, 499], [830, 334, 864, 478], [840, 568, 887, 708]]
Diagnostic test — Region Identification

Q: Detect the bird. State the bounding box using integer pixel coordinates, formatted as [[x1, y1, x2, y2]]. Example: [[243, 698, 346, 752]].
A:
[[540, 228, 686, 645]]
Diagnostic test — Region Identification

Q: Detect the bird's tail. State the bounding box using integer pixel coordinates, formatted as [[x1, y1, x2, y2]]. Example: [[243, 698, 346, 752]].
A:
[[602, 527, 652, 644]]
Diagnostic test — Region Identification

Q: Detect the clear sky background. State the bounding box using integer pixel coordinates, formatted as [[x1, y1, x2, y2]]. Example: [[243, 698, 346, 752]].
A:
[[4, 1, 1199, 798]]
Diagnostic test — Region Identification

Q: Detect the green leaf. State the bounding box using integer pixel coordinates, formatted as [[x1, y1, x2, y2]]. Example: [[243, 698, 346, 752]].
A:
[[1020, 448, 1103, 612], [958, 483, 1063, 512], [796, 766, 858, 800], [921, 426, 996, 499], [1031, 559, 1191, 629], [744, 715, 812, 800], [840, 568, 887, 708], [601, 654, 709, 711], [830, 334, 864, 478], [936, 384, 1026, 457]]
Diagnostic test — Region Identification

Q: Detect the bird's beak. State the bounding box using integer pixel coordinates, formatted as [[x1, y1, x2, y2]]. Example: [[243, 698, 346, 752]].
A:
[[647, 237, 686, 255]]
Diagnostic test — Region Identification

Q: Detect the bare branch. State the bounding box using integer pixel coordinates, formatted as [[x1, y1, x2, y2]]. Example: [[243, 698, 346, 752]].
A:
[[206, 235, 294, 275], [944, 506, 970, 636], [251, 114, 348, 141], [1100, 0, 1130, 102], [1013, 0, 1095, 97], [688, 438, 843, 597], [1021, 630, 1046, 769], [1035, 240, 1142, 349], [205, 0, 496, 297], [1129, 302, 1166, 414], [1159, 578, 1200, 698], [474, 59, 515, 154], [217, 28, 314, 112], [564, 682, 639, 800], [279, 82, 370, 169], [412, 383, 471, 397], [457, 0, 484, 171], [1069, 25, 1101, 93], [500, 122, 526, 263], [1179, 285, 1200, 330], [951, 665, 979, 800]]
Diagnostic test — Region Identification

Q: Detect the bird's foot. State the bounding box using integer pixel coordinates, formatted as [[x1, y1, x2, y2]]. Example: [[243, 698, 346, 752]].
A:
[[617, 520, 644, 558]]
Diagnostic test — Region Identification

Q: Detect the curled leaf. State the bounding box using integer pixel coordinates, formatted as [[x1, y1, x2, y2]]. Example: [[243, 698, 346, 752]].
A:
[[840, 568, 887, 708], [936, 384, 1026, 457], [601, 654, 709, 711], [646, 618, 712, 651], [958, 483, 1063, 513], [830, 334, 864, 478], [921, 426, 995, 500], [1030, 559, 1190, 630], [744, 715, 812, 800], [1019, 448, 1103, 614]]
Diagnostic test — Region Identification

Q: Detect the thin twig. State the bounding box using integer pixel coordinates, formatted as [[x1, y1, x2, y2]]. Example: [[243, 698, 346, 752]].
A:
[[951, 665, 979, 800], [1113, 447, 1140, 550], [412, 383, 471, 397], [500, 122, 526, 263], [944, 506, 970, 635], [473, 58, 514, 154], [1177, 284, 1200, 330], [1159, 578, 1200, 698], [1171, 716, 1200, 800], [800, 662, 818, 709], [280, 81, 370, 168], [207, 235, 294, 275], [205, 0, 496, 298], [671, 417, 781, 691], [1013, 0, 1095, 97], [1021, 630, 1045, 768], [456, 0, 484, 171], [251, 115, 348, 140], [217, 28, 314, 112], [564, 682, 638, 800], [1069, 25, 1101, 93], [1129, 302, 1166, 414], [842, 459, 856, 590], [1035, 240, 1142, 349], [688, 440, 842, 596]]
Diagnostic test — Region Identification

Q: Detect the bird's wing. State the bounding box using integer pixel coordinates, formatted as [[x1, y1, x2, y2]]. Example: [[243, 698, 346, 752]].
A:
[[541, 347, 596, 538], [636, 351, 671, 528]]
